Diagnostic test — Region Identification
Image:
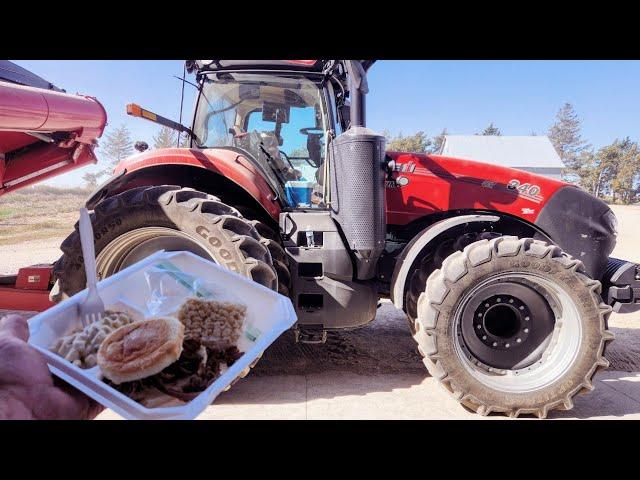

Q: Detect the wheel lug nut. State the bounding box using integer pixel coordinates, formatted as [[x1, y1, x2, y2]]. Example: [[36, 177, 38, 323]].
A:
[[516, 338, 522, 343], [476, 324, 481, 329], [478, 313, 482, 317], [505, 343, 510, 348], [524, 328, 529, 333], [509, 299, 514, 303], [496, 298, 501, 302], [519, 306, 525, 310], [482, 335, 487, 340], [492, 342, 498, 347], [485, 303, 490, 308], [525, 316, 530, 321]]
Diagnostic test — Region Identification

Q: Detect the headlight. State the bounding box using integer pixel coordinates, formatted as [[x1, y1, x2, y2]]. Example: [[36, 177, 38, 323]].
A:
[[603, 210, 618, 236]]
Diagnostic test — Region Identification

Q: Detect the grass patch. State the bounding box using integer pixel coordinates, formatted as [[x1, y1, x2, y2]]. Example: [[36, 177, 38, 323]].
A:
[[17, 185, 93, 196], [0, 205, 32, 219], [0, 186, 88, 245], [0, 228, 73, 246]]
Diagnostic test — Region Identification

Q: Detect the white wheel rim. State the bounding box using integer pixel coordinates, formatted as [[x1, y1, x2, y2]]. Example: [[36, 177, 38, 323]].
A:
[[96, 226, 216, 279], [453, 272, 583, 394]]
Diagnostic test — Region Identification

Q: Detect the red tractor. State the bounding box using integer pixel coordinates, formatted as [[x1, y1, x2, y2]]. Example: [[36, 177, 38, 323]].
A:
[[48, 60, 639, 417]]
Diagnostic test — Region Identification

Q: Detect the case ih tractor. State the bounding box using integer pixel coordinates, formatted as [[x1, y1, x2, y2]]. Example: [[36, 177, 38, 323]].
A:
[[47, 60, 639, 417]]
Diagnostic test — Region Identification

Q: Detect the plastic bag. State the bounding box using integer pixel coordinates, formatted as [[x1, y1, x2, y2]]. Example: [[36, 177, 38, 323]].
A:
[[143, 260, 261, 343]]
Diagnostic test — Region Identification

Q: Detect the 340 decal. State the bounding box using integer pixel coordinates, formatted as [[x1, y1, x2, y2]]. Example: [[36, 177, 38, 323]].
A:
[[507, 179, 544, 203]]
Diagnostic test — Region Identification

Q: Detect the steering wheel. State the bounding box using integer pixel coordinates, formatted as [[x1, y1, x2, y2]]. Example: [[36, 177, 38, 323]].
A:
[[300, 127, 324, 136]]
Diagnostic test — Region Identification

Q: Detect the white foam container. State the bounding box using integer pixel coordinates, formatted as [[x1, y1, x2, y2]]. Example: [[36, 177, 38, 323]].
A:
[[27, 250, 297, 420]]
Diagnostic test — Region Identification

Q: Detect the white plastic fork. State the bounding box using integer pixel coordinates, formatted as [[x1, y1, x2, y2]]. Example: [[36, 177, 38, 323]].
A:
[[77, 207, 105, 327]]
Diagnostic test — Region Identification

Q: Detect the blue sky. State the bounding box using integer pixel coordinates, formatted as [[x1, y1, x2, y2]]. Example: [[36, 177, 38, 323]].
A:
[[14, 60, 640, 187]]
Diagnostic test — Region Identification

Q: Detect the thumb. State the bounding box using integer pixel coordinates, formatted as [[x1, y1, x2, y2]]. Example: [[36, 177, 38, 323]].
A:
[[0, 315, 30, 342]]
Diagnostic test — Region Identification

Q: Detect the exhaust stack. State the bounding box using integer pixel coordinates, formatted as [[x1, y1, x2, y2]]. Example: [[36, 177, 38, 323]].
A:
[[329, 61, 387, 280]]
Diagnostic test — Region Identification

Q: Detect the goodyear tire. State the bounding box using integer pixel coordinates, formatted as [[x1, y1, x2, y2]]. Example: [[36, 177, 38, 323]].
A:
[[52, 186, 291, 382], [412, 236, 614, 418]]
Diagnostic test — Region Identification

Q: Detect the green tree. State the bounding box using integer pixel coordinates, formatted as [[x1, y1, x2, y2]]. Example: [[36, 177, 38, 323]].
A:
[[179, 133, 191, 148], [479, 123, 501, 136], [582, 138, 640, 204], [82, 171, 102, 189], [602, 138, 640, 204], [100, 124, 133, 175], [547, 103, 589, 179], [153, 126, 177, 149], [385, 131, 432, 153], [429, 128, 448, 153], [575, 149, 599, 195]]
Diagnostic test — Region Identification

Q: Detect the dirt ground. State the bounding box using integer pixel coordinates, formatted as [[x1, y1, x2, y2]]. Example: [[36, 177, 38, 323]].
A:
[[0, 204, 639, 419]]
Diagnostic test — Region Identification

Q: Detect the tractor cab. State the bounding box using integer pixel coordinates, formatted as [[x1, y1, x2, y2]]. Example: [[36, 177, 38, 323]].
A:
[[184, 60, 377, 212], [190, 69, 330, 208]]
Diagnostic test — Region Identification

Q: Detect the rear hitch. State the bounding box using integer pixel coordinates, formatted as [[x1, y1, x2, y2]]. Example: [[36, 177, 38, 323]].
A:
[[603, 258, 640, 313]]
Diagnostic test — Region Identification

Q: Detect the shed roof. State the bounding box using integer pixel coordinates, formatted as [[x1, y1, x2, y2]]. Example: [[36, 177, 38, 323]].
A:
[[440, 135, 563, 169]]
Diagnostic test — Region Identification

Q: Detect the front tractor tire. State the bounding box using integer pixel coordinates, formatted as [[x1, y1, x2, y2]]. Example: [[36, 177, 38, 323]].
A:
[[411, 236, 613, 418], [52, 185, 289, 298]]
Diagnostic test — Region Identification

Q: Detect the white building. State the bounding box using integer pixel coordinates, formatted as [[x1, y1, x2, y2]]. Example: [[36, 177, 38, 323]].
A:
[[439, 135, 564, 181]]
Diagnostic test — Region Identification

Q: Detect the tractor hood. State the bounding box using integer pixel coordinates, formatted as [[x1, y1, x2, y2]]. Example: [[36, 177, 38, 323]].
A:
[[384, 151, 569, 226], [0, 61, 107, 196], [384, 150, 617, 279]]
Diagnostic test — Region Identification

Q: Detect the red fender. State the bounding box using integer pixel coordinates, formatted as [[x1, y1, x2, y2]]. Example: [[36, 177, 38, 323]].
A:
[[385, 152, 568, 226], [112, 149, 567, 228], [112, 148, 281, 219]]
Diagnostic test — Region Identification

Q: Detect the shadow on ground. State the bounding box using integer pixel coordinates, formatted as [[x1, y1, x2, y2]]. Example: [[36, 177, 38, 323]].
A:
[[253, 303, 424, 377], [253, 302, 640, 375], [549, 371, 640, 419]]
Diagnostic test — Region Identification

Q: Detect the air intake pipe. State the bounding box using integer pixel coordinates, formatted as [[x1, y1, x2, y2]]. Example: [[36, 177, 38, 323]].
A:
[[329, 61, 386, 280], [345, 60, 367, 127]]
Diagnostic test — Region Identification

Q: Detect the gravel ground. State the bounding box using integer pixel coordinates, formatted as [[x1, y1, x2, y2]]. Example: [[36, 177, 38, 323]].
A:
[[0, 237, 65, 275], [1, 205, 639, 374], [1, 205, 639, 419]]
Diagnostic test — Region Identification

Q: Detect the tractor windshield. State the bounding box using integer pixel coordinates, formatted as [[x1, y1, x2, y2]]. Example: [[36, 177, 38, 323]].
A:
[[193, 72, 329, 208]]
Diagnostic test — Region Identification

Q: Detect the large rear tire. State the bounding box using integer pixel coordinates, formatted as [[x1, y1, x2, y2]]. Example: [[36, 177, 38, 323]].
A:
[[412, 236, 613, 418], [52, 186, 290, 384], [52, 185, 288, 297]]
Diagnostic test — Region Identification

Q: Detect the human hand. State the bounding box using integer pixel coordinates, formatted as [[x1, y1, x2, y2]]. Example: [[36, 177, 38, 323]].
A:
[[0, 315, 103, 420]]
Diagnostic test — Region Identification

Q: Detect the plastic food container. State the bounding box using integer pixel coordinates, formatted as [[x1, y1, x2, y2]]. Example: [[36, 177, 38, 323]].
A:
[[284, 180, 314, 207], [27, 250, 297, 420]]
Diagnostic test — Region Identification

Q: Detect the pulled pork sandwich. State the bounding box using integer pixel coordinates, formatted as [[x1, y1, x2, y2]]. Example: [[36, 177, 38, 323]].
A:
[[100, 298, 247, 405]]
